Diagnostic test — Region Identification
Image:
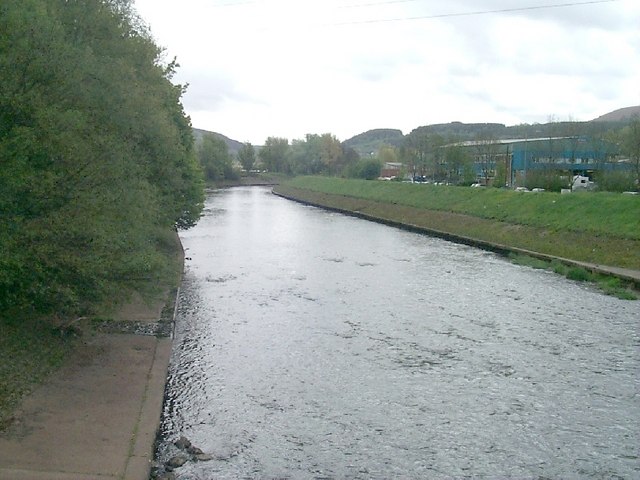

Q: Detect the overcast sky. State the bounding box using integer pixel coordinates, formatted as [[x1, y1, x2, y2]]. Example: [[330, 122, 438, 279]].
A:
[[133, 0, 639, 144]]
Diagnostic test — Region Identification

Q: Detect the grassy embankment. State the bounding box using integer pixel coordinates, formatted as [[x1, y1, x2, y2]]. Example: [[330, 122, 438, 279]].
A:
[[0, 231, 184, 430], [275, 177, 640, 297]]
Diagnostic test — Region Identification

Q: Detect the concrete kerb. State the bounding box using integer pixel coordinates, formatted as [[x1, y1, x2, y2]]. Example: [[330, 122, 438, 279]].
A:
[[272, 188, 640, 289], [123, 285, 180, 479]]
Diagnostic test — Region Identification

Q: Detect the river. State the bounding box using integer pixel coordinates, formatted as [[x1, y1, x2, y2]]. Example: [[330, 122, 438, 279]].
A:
[[155, 186, 639, 479]]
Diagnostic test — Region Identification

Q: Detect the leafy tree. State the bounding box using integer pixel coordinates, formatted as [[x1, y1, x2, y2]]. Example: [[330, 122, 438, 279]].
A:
[[444, 145, 472, 184], [0, 0, 203, 319], [198, 134, 235, 181], [259, 137, 291, 173], [237, 142, 256, 172], [378, 145, 398, 164], [341, 145, 360, 173]]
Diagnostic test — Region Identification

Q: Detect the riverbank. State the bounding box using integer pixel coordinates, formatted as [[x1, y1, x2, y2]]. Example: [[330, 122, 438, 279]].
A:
[[273, 180, 640, 295], [210, 172, 286, 188], [0, 233, 183, 479]]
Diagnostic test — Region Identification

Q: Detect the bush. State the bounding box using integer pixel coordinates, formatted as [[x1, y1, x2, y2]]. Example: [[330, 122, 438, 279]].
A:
[[595, 170, 637, 192], [523, 170, 569, 192], [566, 267, 591, 282], [345, 159, 382, 180]]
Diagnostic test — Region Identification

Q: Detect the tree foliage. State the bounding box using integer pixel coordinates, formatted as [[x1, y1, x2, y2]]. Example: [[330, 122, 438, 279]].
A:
[[237, 142, 256, 172], [620, 117, 640, 187], [198, 134, 236, 181], [0, 0, 204, 319], [259, 137, 291, 173], [289, 134, 345, 175], [345, 159, 382, 180], [261, 133, 360, 176]]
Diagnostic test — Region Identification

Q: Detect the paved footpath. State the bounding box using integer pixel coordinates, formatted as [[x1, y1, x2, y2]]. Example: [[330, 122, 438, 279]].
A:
[[0, 288, 177, 480]]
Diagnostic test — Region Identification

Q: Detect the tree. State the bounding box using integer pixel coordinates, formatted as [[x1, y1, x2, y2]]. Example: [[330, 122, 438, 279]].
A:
[[378, 145, 398, 164], [237, 142, 256, 172], [198, 135, 234, 181], [474, 131, 500, 185], [444, 145, 472, 184], [403, 132, 430, 180], [341, 145, 360, 172], [620, 117, 640, 189], [429, 134, 446, 181], [259, 137, 290, 173], [0, 0, 204, 319]]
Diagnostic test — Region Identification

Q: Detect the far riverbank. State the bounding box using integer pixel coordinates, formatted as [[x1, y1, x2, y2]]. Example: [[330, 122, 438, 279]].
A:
[[273, 179, 640, 296]]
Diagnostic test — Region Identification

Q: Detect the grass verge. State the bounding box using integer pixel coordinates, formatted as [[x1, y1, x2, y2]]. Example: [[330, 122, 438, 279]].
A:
[[283, 177, 640, 240], [0, 317, 75, 429]]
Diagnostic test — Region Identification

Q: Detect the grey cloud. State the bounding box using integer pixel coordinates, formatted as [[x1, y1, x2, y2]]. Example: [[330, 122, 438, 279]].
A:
[[181, 73, 266, 112]]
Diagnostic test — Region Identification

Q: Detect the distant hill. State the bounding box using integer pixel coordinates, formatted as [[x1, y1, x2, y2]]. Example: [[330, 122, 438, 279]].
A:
[[592, 106, 640, 122], [193, 128, 245, 154], [194, 106, 638, 159], [342, 128, 404, 156], [343, 106, 638, 155], [409, 122, 509, 139]]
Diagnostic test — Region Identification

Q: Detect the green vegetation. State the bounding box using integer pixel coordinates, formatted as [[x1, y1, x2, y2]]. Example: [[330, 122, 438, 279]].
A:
[[276, 177, 640, 271], [284, 177, 639, 240], [0, 0, 204, 423], [345, 159, 382, 180], [1, 0, 203, 320], [509, 254, 637, 299], [523, 170, 571, 192], [595, 170, 638, 192], [342, 128, 404, 157], [198, 134, 238, 182], [0, 318, 75, 429], [237, 142, 257, 172]]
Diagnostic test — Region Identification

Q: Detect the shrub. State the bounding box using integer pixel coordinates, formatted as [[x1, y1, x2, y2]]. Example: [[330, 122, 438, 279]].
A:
[[566, 267, 591, 282], [523, 170, 569, 192], [595, 170, 637, 192], [345, 159, 382, 180]]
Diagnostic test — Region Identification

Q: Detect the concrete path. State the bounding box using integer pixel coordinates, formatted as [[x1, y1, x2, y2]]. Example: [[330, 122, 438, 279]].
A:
[[0, 289, 177, 480]]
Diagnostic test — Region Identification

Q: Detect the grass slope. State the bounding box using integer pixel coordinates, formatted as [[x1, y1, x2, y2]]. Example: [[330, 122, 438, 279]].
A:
[[277, 177, 640, 270]]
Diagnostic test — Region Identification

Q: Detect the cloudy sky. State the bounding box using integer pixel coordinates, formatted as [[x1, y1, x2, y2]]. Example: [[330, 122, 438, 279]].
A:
[[133, 0, 639, 144]]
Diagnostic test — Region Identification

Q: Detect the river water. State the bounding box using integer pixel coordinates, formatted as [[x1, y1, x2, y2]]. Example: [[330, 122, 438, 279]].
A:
[[156, 186, 639, 479]]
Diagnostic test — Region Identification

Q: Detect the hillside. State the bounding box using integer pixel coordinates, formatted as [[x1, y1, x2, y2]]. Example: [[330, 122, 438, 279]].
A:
[[342, 128, 404, 156], [342, 106, 638, 154], [193, 128, 245, 154], [593, 106, 640, 122]]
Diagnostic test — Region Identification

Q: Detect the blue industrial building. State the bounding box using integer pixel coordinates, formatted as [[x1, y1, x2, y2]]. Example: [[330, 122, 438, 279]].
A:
[[456, 136, 630, 186]]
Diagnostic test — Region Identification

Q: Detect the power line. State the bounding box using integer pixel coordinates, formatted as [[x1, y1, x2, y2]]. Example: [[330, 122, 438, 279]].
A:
[[209, 0, 257, 7], [340, 0, 434, 8], [331, 0, 620, 25]]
